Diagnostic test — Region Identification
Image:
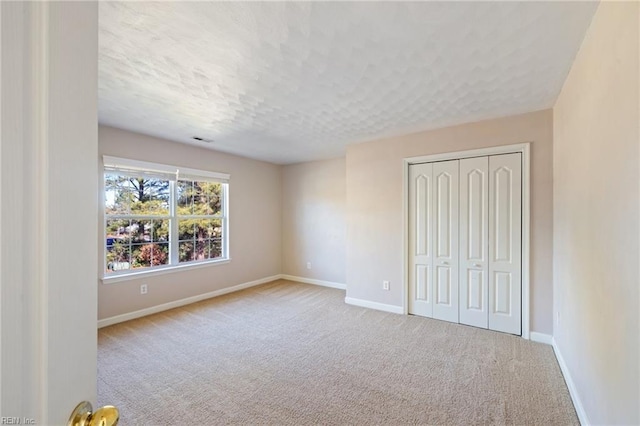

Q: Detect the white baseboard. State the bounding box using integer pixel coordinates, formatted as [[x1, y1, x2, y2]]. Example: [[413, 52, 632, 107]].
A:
[[97, 275, 281, 328], [552, 337, 590, 425], [344, 296, 403, 314], [530, 331, 553, 345], [280, 274, 346, 290]]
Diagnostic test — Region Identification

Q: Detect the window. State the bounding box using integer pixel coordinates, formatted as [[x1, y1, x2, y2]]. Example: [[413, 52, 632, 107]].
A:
[[177, 179, 224, 262], [104, 156, 229, 278]]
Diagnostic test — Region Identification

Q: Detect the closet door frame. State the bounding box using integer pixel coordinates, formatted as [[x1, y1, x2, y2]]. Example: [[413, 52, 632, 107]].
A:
[[402, 143, 531, 339]]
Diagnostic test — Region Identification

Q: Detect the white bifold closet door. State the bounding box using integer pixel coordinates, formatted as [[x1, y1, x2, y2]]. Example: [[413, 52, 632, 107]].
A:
[[409, 153, 522, 335], [408, 162, 433, 318], [408, 160, 459, 323], [432, 160, 459, 323], [488, 153, 522, 335], [459, 156, 489, 329]]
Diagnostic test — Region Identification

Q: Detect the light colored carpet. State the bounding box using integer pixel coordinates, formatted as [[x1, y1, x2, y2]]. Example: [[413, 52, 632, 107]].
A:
[[98, 280, 577, 425]]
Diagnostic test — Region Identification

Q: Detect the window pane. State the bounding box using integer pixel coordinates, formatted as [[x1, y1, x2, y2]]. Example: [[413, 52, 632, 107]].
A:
[[177, 218, 224, 263], [105, 175, 170, 215], [210, 238, 223, 259], [177, 180, 194, 215], [209, 219, 223, 238], [106, 241, 130, 273], [132, 219, 170, 243], [179, 218, 219, 239], [155, 243, 170, 266], [178, 219, 208, 263], [178, 218, 195, 240], [203, 182, 222, 216], [129, 221, 146, 243], [152, 219, 170, 242], [179, 241, 194, 262], [191, 182, 205, 215], [195, 240, 208, 261], [106, 219, 131, 243], [194, 219, 211, 239], [131, 243, 169, 269], [131, 244, 148, 269], [105, 186, 134, 214], [177, 180, 222, 216]]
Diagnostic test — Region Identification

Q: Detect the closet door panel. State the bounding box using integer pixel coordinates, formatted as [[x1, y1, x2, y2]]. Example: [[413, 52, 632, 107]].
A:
[[488, 153, 522, 334], [432, 160, 459, 323], [408, 163, 433, 317], [459, 156, 489, 328]]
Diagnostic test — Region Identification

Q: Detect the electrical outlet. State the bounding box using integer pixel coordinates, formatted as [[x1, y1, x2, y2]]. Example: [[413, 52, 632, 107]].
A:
[[382, 280, 390, 291], [140, 284, 148, 295], [306, 262, 312, 270]]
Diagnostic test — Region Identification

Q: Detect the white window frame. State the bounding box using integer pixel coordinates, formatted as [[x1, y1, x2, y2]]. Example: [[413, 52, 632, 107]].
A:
[[101, 156, 230, 283]]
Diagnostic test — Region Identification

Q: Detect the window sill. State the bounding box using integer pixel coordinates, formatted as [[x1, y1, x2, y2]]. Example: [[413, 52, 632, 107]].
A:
[[101, 258, 231, 284]]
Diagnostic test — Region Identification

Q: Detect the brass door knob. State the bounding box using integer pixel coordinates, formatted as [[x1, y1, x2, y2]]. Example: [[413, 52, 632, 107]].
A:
[[68, 401, 119, 426]]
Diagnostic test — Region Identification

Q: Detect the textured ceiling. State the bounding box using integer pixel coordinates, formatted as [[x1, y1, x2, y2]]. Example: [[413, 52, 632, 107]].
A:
[[99, 2, 597, 164]]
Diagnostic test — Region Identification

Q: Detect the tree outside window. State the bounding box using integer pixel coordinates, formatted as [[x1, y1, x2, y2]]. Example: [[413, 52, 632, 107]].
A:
[[104, 165, 228, 276]]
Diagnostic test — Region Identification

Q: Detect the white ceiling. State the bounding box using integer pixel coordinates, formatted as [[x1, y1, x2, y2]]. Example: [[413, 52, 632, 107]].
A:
[[99, 2, 597, 164]]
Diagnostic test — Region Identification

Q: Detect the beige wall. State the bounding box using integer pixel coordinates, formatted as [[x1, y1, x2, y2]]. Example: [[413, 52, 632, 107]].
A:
[[98, 126, 282, 320], [346, 109, 554, 333], [553, 2, 639, 424], [282, 158, 346, 284]]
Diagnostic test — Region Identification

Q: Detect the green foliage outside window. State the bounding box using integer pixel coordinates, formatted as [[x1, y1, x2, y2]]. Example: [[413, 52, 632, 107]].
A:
[[105, 175, 225, 274], [176, 180, 223, 262]]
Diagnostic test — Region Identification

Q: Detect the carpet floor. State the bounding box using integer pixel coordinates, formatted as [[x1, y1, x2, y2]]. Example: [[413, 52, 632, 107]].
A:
[[98, 280, 577, 425]]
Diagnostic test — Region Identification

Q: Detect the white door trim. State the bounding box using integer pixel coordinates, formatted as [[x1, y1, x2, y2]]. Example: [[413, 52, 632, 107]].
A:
[[1, 3, 99, 423], [1, 2, 51, 418], [402, 143, 531, 339]]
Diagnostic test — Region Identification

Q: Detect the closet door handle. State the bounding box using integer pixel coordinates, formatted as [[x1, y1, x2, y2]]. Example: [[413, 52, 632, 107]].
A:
[[473, 263, 482, 268]]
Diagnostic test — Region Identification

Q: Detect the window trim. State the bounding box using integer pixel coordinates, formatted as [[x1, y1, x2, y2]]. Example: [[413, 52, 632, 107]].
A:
[[103, 156, 230, 182], [102, 156, 230, 282], [101, 258, 232, 284]]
